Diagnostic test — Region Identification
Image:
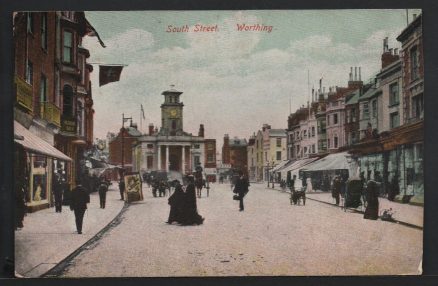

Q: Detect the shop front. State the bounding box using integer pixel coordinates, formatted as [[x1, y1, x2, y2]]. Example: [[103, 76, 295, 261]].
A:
[[14, 121, 72, 212]]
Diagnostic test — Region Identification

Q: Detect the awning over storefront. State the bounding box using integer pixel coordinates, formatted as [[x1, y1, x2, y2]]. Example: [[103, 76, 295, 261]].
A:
[[14, 121, 72, 161], [271, 160, 290, 173], [301, 152, 353, 172], [280, 157, 319, 178]]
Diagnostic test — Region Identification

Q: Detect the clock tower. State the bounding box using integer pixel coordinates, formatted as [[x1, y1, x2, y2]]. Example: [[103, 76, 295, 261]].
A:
[[160, 85, 184, 135]]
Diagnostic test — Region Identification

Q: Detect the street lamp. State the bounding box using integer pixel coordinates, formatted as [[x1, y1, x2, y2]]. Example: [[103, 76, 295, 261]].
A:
[[121, 113, 132, 171], [266, 162, 270, 188], [271, 160, 275, 189]]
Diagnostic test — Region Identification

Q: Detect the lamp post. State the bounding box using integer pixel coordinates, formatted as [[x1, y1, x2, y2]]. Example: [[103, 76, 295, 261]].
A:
[[266, 162, 270, 188], [121, 113, 132, 171], [271, 160, 275, 189]]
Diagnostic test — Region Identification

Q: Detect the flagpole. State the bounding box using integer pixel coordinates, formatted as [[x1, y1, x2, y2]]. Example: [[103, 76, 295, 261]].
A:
[[140, 106, 142, 134]]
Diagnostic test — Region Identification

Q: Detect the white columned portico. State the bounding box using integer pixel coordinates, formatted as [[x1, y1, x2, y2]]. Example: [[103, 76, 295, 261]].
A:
[[182, 146, 185, 174], [157, 145, 161, 170], [165, 145, 169, 172]]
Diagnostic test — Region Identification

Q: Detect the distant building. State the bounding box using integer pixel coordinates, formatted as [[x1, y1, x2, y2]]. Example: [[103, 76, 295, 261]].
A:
[[131, 86, 216, 177], [222, 134, 248, 174], [108, 123, 142, 171]]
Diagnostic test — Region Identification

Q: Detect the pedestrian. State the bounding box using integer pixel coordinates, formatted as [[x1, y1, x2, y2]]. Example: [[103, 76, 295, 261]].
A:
[[118, 178, 125, 200], [15, 176, 26, 230], [167, 180, 185, 224], [388, 174, 400, 201], [98, 177, 108, 209], [306, 177, 313, 192], [53, 173, 64, 213], [364, 180, 380, 220], [180, 175, 204, 225], [322, 174, 330, 192], [70, 179, 90, 234], [331, 175, 342, 205], [233, 170, 250, 211]]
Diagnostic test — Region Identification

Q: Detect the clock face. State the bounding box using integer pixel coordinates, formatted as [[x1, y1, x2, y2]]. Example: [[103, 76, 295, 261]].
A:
[[170, 109, 177, 117]]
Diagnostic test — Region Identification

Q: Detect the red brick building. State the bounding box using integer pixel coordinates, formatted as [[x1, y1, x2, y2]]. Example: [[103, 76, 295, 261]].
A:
[[13, 12, 101, 211], [222, 134, 248, 173], [108, 125, 142, 171]]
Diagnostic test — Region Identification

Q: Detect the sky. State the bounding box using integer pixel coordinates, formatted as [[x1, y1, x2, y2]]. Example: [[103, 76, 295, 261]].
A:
[[83, 9, 421, 147]]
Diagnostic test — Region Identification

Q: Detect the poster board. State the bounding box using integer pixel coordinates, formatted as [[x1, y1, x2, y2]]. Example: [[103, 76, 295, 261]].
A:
[[124, 172, 143, 203]]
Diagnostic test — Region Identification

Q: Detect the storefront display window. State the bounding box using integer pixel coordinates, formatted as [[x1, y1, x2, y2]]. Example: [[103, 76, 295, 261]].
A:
[[31, 155, 48, 203]]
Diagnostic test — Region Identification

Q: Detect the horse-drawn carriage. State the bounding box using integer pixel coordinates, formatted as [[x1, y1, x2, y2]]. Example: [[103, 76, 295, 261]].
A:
[[290, 187, 306, 205]]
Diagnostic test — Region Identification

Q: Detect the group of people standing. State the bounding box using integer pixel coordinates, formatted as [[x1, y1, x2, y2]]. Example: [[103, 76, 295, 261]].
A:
[[167, 175, 204, 225]]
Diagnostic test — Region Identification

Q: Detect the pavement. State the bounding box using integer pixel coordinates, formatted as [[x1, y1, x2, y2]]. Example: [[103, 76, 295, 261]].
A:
[[14, 182, 125, 278], [264, 186, 423, 228]]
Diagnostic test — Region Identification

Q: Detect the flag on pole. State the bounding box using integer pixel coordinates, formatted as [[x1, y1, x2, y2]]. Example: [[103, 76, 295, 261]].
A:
[[141, 104, 145, 120], [99, 65, 124, 87]]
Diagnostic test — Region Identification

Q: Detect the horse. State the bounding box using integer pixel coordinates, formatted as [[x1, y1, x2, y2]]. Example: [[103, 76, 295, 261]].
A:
[[195, 177, 204, 198]]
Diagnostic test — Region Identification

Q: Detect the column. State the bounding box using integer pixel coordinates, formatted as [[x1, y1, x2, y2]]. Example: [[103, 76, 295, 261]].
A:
[[157, 145, 161, 170], [182, 145, 186, 174], [166, 145, 169, 172]]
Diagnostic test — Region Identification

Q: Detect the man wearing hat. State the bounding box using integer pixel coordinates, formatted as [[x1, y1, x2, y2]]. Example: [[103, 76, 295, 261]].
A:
[[70, 179, 90, 234]]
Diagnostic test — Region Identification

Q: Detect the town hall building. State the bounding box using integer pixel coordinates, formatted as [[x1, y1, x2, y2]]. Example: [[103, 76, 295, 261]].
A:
[[132, 86, 217, 180]]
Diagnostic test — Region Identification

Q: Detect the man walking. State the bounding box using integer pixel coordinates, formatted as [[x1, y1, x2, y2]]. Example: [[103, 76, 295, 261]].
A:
[[119, 178, 125, 201], [234, 170, 249, 211], [98, 177, 108, 209], [53, 174, 64, 213], [70, 179, 90, 234]]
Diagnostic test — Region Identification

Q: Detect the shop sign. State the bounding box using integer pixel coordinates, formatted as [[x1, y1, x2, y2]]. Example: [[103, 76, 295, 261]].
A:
[[61, 117, 77, 134]]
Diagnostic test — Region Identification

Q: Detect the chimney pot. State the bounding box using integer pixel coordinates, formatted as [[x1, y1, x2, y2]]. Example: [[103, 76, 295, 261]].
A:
[[354, 67, 357, 81]]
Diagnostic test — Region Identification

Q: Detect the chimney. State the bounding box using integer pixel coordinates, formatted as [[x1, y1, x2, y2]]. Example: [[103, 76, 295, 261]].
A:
[[224, 134, 229, 145], [148, 124, 154, 135], [381, 44, 400, 69], [349, 67, 353, 81], [198, 124, 204, 137], [394, 48, 398, 55], [389, 48, 393, 55], [383, 37, 389, 52], [154, 127, 158, 133], [323, 87, 325, 93], [354, 67, 357, 81]]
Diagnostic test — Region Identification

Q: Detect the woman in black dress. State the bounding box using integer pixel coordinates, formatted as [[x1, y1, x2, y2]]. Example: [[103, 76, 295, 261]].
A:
[[364, 180, 380, 220], [167, 180, 185, 224], [180, 175, 204, 225]]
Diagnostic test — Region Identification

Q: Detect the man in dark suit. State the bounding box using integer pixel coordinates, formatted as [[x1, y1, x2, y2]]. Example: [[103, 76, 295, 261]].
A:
[[234, 170, 250, 211], [53, 173, 64, 213], [98, 177, 108, 209], [70, 179, 90, 234]]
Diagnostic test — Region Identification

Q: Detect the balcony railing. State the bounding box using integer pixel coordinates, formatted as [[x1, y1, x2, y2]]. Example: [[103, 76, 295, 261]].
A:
[[15, 76, 33, 113], [40, 102, 61, 127]]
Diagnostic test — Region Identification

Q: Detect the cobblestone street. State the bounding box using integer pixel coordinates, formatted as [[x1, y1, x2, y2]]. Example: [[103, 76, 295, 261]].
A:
[[60, 183, 422, 277]]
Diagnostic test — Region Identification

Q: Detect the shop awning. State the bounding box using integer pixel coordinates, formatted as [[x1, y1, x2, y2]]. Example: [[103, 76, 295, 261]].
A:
[[301, 152, 352, 172], [280, 157, 319, 178], [271, 160, 290, 173], [14, 121, 72, 162]]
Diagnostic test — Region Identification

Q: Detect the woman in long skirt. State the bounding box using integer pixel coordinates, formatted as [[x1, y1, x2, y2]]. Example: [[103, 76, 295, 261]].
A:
[[364, 180, 380, 220]]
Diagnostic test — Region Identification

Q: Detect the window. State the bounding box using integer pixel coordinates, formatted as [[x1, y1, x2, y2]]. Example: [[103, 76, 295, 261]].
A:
[[327, 139, 330, 149], [171, 119, 176, 130], [41, 13, 47, 50], [412, 94, 424, 120], [312, 144, 315, 154], [410, 46, 419, 81], [332, 101, 338, 107], [363, 102, 369, 119], [351, 132, 357, 144], [372, 100, 377, 118], [78, 54, 85, 84], [77, 101, 84, 136], [63, 31, 73, 63], [207, 144, 214, 150], [303, 147, 308, 154], [415, 143, 423, 161], [327, 115, 330, 126], [207, 154, 215, 163], [303, 130, 307, 138], [147, 144, 154, 149], [351, 108, 356, 122], [276, 138, 281, 147], [311, 126, 315, 137], [390, 112, 399, 129], [62, 85, 74, 117], [276, 151, 281, 160], [193, 144, 200, 149], [346, 110, 350, 123], [265, 152, 267, 161], [26, 60, 33, 85], [334, 136, 338, 148], [389, 82, 399, 105], [194, 156, 200, 166], [27, 12, 34, 33], [333, 113, 338, 124], [318, 140, 327, 151], [39, 74, 47, 103]]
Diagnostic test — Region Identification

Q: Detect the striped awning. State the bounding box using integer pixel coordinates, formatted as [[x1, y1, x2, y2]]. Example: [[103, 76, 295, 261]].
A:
[[14, 121, 72, 161]]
